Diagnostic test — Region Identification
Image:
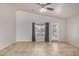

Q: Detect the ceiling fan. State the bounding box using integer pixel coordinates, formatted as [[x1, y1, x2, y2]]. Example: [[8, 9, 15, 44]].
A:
[[36, 3, 54, 13]]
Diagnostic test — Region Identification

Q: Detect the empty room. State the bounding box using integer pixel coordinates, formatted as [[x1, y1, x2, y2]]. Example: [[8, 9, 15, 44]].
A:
[[0, 3, 79, 56]]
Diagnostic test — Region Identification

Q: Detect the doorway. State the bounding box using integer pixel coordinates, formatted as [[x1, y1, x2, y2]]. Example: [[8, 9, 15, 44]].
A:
[[32, 22, 49, 42]]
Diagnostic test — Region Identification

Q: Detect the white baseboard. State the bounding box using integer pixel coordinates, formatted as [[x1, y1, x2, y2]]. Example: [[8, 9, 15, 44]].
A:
[[16, 40, 32, 42]]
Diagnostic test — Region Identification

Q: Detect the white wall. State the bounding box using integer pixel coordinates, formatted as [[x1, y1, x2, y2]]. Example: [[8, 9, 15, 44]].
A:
[[67, 16, 79, 48], [0, 4, 16, 50], [16, 11, 66, 42]]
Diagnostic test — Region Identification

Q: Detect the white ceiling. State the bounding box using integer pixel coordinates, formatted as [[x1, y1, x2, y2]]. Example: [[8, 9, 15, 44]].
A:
[[8, 3, 79, 19]]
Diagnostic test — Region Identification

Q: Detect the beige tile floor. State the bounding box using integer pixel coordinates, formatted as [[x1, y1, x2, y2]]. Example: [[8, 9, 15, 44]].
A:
[[0, 42, 79, 56]]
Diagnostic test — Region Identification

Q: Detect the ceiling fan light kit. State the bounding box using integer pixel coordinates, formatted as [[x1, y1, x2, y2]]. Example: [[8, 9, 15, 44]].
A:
[[40, 8, 47, 13]]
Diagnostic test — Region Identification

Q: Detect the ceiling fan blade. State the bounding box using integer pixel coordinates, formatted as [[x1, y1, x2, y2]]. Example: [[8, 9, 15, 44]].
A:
[[36, 3, 52, 7], [46, 7, 54, 10], [36, 3, 44, 7], [46, 3, 52, 6]]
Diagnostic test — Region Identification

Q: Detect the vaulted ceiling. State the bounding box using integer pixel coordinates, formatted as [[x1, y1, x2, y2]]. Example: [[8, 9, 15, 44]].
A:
[[8, 3, 79, 19]]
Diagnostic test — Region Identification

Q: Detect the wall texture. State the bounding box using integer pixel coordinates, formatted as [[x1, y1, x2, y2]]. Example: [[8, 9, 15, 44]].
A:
[[16, 11, 66, 42], [0, 4, 16, 50], [67, 16, 79, 48]]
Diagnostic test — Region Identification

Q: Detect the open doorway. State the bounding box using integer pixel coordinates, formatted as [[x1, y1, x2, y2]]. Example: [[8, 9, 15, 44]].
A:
[[35, 23, 45, 42]]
